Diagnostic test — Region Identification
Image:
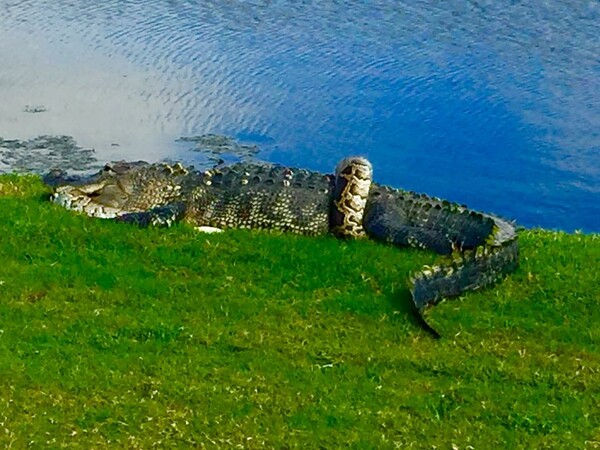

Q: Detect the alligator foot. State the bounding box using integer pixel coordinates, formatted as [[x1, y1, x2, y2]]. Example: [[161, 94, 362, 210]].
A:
[[117, 203, 186, 227]]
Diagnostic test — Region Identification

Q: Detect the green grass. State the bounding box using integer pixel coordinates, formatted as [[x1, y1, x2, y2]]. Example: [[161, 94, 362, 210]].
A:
[[0, 174, 599, 448]]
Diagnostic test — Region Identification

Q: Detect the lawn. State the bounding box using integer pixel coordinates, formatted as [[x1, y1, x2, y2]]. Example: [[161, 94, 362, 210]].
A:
[[0, 174, 599, 448]]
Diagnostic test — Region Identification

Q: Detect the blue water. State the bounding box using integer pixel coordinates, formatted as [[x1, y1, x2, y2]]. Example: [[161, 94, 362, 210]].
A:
[[1, 1, 599, 231]]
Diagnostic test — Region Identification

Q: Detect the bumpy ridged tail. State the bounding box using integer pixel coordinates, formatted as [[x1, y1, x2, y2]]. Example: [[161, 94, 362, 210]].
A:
[[410, 215, 519, 313], [364, 186, 519, 336]]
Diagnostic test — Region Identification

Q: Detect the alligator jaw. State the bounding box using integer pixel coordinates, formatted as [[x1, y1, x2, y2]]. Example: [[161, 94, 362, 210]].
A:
[[51, 185, 126, 219]]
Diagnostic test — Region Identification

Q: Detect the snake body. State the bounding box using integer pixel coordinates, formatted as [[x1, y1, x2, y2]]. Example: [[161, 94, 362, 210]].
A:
[[330, 157, 373, 238], [47, 157, 518, 335]]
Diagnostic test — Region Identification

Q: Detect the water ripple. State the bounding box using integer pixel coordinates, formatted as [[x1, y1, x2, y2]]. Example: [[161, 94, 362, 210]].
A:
[[0, 0, 599, 231]]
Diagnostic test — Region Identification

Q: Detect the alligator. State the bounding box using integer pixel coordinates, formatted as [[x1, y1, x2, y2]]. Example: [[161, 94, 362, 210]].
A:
[[46, 157, 519, 337]]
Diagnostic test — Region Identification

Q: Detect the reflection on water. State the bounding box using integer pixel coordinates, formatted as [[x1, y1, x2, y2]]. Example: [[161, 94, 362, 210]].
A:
[[0, 0, 598, 231]]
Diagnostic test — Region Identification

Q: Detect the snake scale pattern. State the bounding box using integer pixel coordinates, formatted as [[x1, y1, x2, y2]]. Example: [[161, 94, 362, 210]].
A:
[[47, 157, 519, 336]]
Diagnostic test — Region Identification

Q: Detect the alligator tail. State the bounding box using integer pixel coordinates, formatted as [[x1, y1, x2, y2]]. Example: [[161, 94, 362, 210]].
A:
[[363, 186, 519, 337], [410, 215, 519, 328]]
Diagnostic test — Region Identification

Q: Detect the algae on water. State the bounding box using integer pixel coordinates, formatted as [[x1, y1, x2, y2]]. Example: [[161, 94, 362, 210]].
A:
[[0, 135, 99, 174], [177, 134, 261, 165], [0, 133, 264, 175]]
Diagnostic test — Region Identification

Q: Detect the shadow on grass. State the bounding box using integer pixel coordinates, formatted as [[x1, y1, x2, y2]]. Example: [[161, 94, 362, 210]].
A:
[[389, 288, 442, 339]]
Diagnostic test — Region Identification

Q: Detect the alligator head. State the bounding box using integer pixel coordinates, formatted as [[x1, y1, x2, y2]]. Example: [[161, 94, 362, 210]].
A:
[[49, 161, 151, 218], [49, 161, 193, 219], [52, 179, 135, 218]]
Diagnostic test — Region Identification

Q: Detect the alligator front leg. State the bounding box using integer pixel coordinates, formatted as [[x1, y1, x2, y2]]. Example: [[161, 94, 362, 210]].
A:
[[117, 203, 186, 227]]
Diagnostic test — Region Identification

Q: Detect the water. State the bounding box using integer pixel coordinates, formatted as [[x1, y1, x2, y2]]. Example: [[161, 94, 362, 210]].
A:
[[1, 0, 598, 232]]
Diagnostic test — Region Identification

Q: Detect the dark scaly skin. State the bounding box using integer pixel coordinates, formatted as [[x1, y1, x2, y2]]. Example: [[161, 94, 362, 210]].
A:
[[181, 163, 335, 234], [363, 185, 519, 315], [47, 160, 519, 336]]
